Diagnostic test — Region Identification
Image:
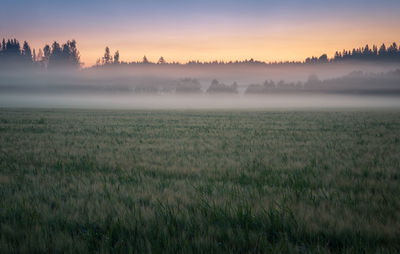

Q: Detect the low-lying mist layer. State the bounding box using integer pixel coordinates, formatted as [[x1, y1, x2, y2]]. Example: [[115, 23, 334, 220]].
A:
[[1, 62, 400, 96], [1, 94, 400, 109]]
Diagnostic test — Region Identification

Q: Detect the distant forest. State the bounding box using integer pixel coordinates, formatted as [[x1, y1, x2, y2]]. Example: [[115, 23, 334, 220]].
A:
[[0, 39, 80, 70], [1, 38, 400, 69]]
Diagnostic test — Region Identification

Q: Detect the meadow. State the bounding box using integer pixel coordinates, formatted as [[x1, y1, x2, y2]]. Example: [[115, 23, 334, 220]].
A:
[[0, 109, 399, 253]]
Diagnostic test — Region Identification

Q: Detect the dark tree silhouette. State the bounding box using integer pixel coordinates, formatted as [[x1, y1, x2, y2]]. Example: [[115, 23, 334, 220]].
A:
[[0, 38, 33, 69], [379, 44, 387, 58], [64, 40, 80, 68], [388, 43, 398, 56], [22, 41, 32, 62], [320, 42, 399, 63], [319, 54, 328, 63], [48, 41, 62, 69], [142, 55, 149, 64], [43, 44, 51, 68], [113, 50, 120, 64], [102, 47, 112, 65], [158, 56, 166, 64], [47, 40, 80, 69]]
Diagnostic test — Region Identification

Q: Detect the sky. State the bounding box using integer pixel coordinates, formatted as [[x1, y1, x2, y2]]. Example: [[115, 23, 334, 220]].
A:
[[1, 0, 399, 67]]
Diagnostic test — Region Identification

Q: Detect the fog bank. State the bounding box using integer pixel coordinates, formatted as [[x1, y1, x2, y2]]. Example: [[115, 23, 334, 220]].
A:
[[1, 94, 399, 110]]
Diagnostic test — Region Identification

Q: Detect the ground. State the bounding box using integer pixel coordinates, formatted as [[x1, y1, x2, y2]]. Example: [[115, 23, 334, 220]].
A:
[[0, 109, 399, 253]]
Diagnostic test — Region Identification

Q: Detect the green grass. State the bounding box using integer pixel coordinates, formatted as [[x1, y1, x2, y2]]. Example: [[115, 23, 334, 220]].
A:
[[0, 109, 400, 253]]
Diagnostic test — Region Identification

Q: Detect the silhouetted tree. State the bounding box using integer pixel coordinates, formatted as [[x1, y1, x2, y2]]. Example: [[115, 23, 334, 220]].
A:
[[6, 39, 21, 56], [113, 50, 120, 64], [158, 56, 166, 64], [102, 47, 112, 65], [142, 55, 149, 64], [372, 45, 378, 56], [379, 44, 387, 58], [388, 43, 398, 56], [43, 45, 51, 68], [0, 38, 33, 69], [65, 40, 80, 68], [21, 41, 33, 68], [47, 41, 63, 69], [319, 54, 328, 63], [334, 51, 342, 60], [44, 40, 81, 69], [22, 41, 32, 62]]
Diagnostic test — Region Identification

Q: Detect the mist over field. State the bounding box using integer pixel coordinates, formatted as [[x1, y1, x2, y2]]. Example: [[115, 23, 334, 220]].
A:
[[1, 61, 400, 92], [2, 60, 400, 109], [1, 93, 400, 109], [1, 61, 400, 110]]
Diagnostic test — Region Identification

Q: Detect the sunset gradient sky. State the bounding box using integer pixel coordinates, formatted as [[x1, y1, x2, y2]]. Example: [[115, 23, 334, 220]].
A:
[[1, 0, 399, 66]]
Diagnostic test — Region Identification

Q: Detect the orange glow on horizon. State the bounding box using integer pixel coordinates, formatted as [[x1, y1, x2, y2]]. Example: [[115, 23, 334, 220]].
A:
[[20, 16, 400, 67]]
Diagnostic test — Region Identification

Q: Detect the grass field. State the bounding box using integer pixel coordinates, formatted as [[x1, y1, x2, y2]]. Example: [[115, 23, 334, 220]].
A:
[[0, 109, 400, 253]]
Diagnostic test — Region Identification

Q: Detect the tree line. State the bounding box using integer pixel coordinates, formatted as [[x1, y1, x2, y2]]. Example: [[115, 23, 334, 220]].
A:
[[1, 38, 400, 70], [96, 42, 400, 66], [306, 43, 400, 64], [0, 38, 80, 70]]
